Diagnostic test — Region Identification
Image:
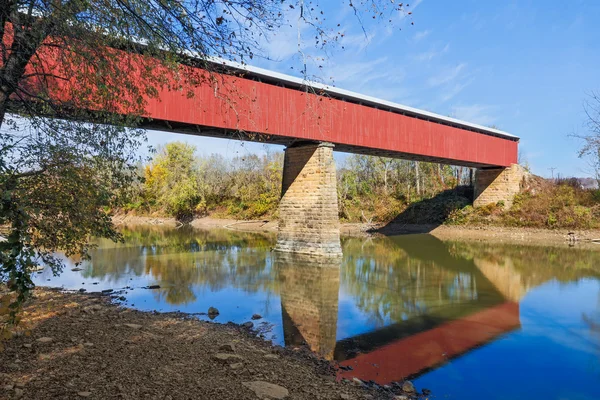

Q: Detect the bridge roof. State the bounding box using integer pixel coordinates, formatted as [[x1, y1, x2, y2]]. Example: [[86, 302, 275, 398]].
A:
[[203, 56, 519, 142]]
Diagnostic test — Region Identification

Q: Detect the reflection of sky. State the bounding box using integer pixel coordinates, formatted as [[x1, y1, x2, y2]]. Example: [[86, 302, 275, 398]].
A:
[[34, 231, 600, 400], [414, 279, 600, 400]]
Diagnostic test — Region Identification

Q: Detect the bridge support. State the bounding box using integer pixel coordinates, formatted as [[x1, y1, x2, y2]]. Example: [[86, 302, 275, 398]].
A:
[[473, 164, 525, 209], [275, 142, 342, 257]]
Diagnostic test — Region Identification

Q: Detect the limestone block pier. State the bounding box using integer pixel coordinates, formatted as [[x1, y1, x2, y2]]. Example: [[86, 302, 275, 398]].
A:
[[275, 142, 342, 257]]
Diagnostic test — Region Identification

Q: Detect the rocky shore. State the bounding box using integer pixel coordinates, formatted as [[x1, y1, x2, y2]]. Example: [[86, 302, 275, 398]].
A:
[[0, 288, 429, 400]]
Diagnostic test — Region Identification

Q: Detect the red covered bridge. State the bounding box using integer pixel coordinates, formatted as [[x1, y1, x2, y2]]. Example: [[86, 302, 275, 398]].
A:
[[14, 39, 522, 255], [131, 57, 522, 256], [140, 57, 519, 169]]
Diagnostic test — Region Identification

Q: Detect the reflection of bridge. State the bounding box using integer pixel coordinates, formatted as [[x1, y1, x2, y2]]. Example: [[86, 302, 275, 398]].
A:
[[275, 236, 531, 384]]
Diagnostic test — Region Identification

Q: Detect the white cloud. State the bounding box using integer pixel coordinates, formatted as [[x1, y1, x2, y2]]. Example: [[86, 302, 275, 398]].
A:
[[440, 79, 474, 102], [412, 29, 431, 42], [451, 104, 498, 126], [322, 57, 390, 85], [427, 63, 467, 87]]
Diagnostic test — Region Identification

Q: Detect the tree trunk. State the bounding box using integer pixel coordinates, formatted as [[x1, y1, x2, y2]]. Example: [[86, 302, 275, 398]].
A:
[[0, 90, 7, 129], [415, 161, 420, 196]]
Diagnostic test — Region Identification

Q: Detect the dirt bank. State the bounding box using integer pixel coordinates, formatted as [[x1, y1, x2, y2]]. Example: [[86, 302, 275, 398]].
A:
[[113, 215, 600, 248], [0, 288, 425, 400]]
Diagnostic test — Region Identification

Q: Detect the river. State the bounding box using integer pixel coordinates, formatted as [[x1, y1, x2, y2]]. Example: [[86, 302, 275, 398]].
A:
[[33, 226, 600, 400]]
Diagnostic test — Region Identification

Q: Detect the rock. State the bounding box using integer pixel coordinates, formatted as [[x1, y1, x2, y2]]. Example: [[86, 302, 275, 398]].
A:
[[242, 381, 289, 399], [352, 378, 365, 387], [36, 337, 53, 343], [118, 296, 126, 301], [78, 288, 86, 293], [212, 353, 243, 363], [218, 343, 236, 353], [22, 344, 32, 349], [101, 289, 113, 294], [263, 354, 279, 360], [84, 342, 94, 347], [401, 381, 415, 393], [251, 313, 262, 320], [230, 362, 244, 370], [208, 307, 219, 319], [83, 305, 103, 313], [123, 323, 142, 330], [77, 392, 92, 397], [15, 382, 25, 389], [242, 321, 254, 329], [394, 396, 408, 400], [14, 388, 23, 399], [340, 394, 351, 400], [3, 384, 14, 390], [147, 285, 160, 289], [71, 268, 83, 272]]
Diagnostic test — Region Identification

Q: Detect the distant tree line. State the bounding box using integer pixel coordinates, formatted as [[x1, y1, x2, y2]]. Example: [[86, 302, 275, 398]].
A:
[[122, 141, 471, 223]]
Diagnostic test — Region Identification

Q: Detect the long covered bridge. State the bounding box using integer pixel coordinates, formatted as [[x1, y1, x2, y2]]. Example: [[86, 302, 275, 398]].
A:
[[19, 46, 522, 256], [134, 57, 523, 256]]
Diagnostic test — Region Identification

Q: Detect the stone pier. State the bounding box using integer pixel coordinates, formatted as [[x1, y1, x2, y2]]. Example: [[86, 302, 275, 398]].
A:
[[473, 164, 525, 209], [275, 142, 342, 257]]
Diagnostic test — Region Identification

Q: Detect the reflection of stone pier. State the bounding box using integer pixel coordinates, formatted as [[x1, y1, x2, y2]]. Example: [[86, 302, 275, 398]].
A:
[[275, 252, 341, 360], [473, 256, 528, 302]]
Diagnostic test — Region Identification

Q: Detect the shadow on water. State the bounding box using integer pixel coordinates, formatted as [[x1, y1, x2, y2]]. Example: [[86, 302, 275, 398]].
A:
[[37, 226, 600, 398]]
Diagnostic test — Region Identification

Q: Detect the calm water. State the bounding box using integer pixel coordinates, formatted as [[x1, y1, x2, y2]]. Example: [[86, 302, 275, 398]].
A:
[[34, 227, 600, 400]]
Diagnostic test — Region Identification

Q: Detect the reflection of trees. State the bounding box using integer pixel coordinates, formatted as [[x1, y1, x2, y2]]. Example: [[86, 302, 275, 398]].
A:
[[81, 226, 279, 305], [340, 236, 496, 327], [583, 289, 600, 358], [448, 241, 600, 296], [77, 226, 600, 332]]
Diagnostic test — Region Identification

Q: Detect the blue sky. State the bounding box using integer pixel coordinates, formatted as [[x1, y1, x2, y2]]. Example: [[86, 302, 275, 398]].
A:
[[146, 0, 600, 178]]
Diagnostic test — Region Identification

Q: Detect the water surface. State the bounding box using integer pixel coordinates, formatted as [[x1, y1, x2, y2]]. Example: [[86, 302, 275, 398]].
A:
[[34, 226, 600, 400]]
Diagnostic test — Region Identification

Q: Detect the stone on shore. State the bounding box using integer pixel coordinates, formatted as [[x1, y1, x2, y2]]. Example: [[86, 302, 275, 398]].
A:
[[242, 381, 289, 399], [212, 353, 243, 363], [401, 381, 415, 393], [123, 323, 142, 330], [208, 307, 219, 319]]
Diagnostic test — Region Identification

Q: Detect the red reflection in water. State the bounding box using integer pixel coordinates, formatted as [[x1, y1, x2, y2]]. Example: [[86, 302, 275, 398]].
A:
[[337, 302, 520, 384]]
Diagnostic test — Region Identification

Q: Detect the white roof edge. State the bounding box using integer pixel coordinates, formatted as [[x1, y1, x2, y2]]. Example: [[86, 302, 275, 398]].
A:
[[201, 56, 519, 141]]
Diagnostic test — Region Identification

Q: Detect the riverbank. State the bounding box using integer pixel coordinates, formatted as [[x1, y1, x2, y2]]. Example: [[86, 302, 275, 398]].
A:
[[113, 215, 600, 248], [0, 288, 424, 400]]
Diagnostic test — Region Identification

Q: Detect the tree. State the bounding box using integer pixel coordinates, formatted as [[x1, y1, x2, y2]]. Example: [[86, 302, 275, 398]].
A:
[[144, 142, 201, 221], [574, 92, 600, 186], [0, 0, 411, 331]]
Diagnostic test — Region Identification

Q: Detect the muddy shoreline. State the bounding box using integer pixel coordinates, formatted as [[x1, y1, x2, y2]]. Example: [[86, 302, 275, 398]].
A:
[[0, 288, 425, 399], [113, 214, 600, 249]]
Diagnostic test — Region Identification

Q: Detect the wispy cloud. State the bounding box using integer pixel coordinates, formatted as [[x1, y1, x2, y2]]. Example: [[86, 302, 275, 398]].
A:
[[322, 57, 390, 85], [413, 43, 449, 62], [412, 29, 431, 42], [440, 79, 473, 102], [427, 63, 467, 87], [451, 104, 497, 126]]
